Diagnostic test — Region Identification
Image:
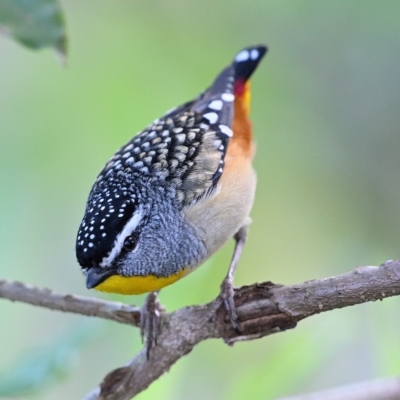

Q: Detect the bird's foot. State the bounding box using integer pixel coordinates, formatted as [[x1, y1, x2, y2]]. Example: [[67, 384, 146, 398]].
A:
[[211, 276, 240, 335], [140, 291, 165, 359], [210, 225, 248, 335]]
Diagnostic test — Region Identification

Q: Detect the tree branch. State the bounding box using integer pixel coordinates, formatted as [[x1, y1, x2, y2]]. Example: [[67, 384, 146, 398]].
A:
[[1, 260, 400, 400], [0, 280, 140, 326]]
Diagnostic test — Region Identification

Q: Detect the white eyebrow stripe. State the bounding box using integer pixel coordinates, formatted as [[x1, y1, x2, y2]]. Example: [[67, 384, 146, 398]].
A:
[[100, 207, 143, 267]]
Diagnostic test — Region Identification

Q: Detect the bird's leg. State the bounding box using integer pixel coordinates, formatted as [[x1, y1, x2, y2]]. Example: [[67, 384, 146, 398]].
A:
[[216, 224, 248, 331], [140, 290, 164, 359]]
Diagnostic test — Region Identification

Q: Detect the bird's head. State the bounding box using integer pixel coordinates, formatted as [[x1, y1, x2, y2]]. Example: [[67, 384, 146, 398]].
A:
[[76, 171, 205, 295]]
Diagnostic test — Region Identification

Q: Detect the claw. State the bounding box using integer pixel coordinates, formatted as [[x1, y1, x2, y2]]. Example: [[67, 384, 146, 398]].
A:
[[210, 277, 240, 336], [220, 277, 239, 331]]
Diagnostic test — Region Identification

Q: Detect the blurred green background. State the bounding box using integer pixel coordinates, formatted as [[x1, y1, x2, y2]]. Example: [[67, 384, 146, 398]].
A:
[[1, 0, 400, 399]]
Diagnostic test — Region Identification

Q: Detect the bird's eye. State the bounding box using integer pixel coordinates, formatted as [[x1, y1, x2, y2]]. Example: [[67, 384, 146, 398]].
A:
[[123, 235, 137, 252]]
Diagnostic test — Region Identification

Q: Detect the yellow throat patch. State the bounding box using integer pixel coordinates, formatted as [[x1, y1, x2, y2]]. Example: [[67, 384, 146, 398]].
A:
[[94, 268, 189, 295]]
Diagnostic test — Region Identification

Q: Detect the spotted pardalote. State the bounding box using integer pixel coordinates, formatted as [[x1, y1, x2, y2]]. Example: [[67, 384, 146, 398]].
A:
[[76, 45, 267, 333]]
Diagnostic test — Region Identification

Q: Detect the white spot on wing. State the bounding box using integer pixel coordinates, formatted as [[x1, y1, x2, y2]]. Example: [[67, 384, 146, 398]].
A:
[[221, 93, 234, 102], [235, 50, 249, 62], [219, 124, 233, 137], [203, 112, 218, 124], [124, 144, 133, 151], [209, 100, 223, 111], [176, 134, 186, 143]]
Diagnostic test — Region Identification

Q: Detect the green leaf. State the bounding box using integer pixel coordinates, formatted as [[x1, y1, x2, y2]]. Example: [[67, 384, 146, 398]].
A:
[[0, 0, 67, 60]]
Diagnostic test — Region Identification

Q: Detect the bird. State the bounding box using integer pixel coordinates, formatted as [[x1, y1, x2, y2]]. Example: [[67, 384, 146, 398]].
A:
[[76, 45, 267, 354]]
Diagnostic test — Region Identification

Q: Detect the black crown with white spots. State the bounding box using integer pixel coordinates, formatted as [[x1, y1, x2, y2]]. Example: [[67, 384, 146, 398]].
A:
[[76, 45, 267, 271]]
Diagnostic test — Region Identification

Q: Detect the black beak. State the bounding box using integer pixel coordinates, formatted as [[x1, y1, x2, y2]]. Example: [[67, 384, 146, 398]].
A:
[[86, 267, 116, 289]]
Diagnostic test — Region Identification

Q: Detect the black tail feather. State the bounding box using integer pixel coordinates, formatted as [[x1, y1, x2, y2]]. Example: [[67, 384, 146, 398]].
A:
[[233, 45, 267, 83]]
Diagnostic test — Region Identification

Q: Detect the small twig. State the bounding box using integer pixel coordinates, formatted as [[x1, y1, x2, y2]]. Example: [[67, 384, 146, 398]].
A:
[[0, 280, 140, 326]]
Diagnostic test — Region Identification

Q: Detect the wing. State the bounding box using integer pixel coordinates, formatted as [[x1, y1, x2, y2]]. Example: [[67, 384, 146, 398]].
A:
[[99, 45, 267, 208]]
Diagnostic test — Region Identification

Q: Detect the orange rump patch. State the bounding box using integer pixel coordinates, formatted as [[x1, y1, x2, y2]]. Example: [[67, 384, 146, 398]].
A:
[[231, 81, 253, 157]]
